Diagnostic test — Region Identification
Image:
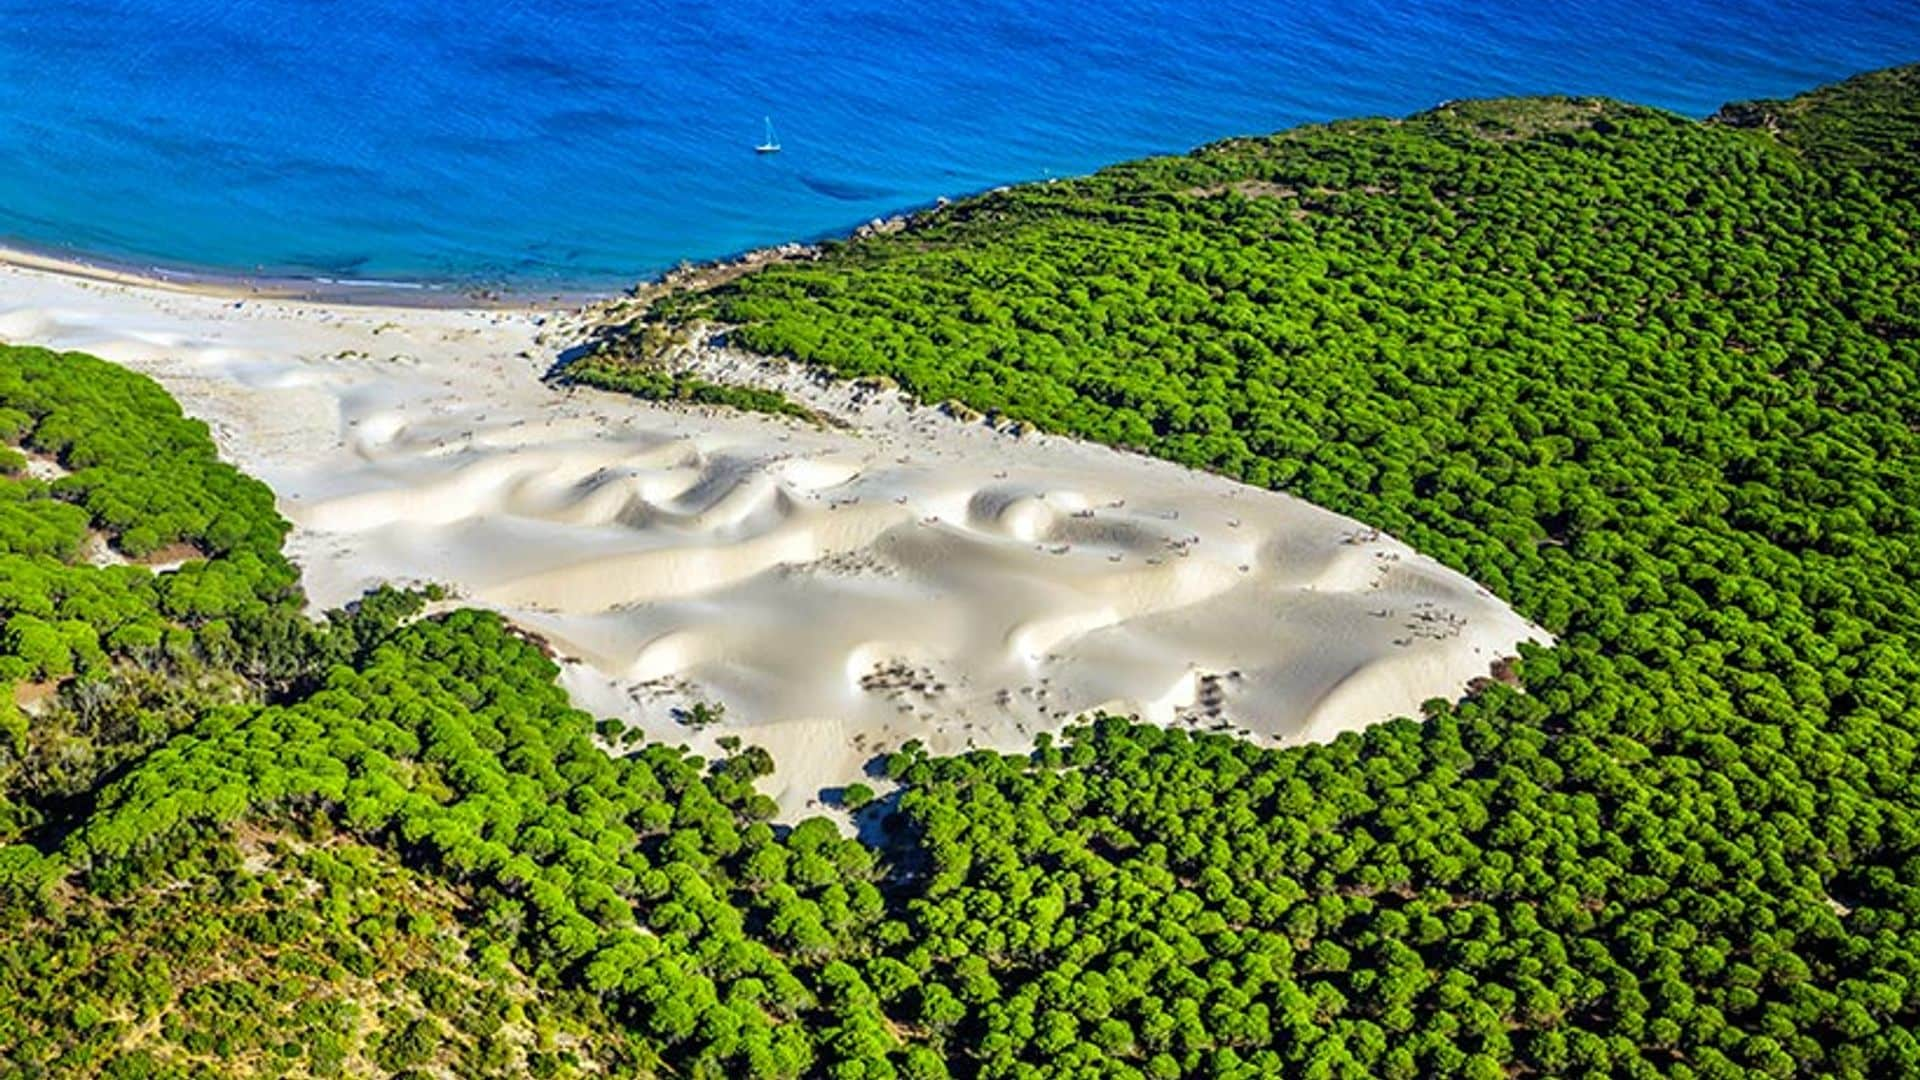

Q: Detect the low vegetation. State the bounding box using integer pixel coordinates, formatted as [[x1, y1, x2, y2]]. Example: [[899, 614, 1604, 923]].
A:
[[565, 352, 817, 421], [4, 837, 638, 1077], [558, 323, 818, 423]]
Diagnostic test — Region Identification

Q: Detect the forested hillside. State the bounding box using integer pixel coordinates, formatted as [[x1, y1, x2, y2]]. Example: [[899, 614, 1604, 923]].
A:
[[639, 64, 1920, 1076], [0, 345, 299, 843], [3, 64, 1919, 1079]]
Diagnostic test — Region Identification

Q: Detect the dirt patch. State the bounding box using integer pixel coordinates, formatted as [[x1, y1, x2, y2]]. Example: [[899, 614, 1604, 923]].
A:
[[80, 531, 203, 570], [21, 448, 68, 482], [1187, 180, 1300, 200], [1427, 97, 1612, 141], [13, 678, 62, 714], [1184, 181, 1395, 216], [135, 541, 207, 570], [83, 530, 130, 567]]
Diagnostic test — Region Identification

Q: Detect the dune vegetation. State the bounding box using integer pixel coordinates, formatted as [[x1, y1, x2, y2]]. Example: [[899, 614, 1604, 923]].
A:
[[3, 64, 1919, 1079], [561, 348, 819, 423]]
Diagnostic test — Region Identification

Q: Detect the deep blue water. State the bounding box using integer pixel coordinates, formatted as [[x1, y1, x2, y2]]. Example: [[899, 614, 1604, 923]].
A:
[[0, 1, 1914, 291]]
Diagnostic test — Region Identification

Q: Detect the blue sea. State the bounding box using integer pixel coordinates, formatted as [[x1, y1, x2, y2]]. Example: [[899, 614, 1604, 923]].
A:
[[0, 0, 1914, 292]]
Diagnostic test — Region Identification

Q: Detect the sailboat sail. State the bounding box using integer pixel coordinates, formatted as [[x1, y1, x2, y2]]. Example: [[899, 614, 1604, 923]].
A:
[[756, 116, 781, 154]]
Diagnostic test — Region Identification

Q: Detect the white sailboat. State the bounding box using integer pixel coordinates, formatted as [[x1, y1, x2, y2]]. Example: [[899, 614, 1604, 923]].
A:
[[756, 116, 781, 154]]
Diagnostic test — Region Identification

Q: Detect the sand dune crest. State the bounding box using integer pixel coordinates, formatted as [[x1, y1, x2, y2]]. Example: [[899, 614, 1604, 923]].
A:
[[0, 262, 1549, 817]]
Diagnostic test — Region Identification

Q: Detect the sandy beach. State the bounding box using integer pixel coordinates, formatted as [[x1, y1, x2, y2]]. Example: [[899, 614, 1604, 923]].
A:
[[0, 252, 1547, 817]]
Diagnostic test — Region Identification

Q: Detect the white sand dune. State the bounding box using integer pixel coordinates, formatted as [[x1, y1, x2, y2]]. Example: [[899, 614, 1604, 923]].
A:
[[0, 257, 1549, 817]]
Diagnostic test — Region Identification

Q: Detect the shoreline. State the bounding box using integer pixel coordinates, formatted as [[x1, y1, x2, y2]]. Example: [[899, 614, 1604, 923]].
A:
[[2, 61, 1901, 319], [0, 193, 948, 316], [0, 240, 600, 312]]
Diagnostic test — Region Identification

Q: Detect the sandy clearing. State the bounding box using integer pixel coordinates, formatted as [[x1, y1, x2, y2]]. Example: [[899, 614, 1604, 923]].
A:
[[0, 257, 1549, 818]]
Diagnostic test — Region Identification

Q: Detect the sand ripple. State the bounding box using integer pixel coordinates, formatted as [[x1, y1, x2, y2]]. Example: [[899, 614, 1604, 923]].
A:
[[0, 262, 1549, 816]]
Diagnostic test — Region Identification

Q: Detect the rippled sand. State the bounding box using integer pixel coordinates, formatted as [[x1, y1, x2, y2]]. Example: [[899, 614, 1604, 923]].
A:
[[0, 257, 1547, 815]]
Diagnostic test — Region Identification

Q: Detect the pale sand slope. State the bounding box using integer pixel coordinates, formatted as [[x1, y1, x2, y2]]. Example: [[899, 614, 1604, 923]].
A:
[[0, 259, 1549, 817]]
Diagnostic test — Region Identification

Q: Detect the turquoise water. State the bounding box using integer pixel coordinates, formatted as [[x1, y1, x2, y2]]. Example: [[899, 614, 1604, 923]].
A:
[[0, 1, 1914, 291]]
